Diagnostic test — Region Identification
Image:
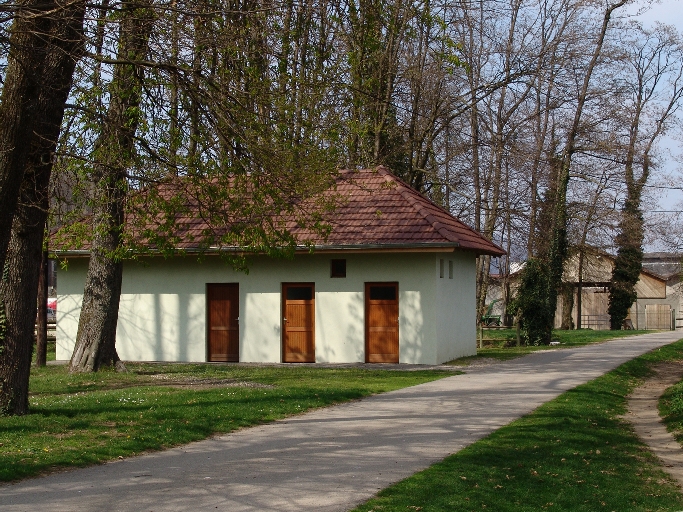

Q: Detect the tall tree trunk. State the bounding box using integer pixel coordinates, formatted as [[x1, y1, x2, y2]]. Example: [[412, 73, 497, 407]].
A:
[[0, 210, 43, 414], [576, 249, 584, 329], [0, 0, 53, 276], [35, 248, 49, 367], [0, 0, 85, 415], [608, 25, 683, 329], [540, 0, 625, 338], [70, 0, 155, 373], [560, 282, 574, 330], [574, 171, 609, 330]]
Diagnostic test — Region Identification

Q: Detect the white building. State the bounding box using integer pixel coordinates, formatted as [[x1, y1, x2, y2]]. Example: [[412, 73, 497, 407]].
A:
[[56, 168, 504, 365]]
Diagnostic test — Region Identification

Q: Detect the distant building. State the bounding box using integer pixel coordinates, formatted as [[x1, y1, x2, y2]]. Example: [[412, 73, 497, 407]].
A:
[[640, 253, 682, 330], [487, 248, 678, 330]]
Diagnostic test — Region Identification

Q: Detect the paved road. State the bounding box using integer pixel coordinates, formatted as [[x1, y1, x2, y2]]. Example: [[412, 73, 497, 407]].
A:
[[3, 331, 682, 512]]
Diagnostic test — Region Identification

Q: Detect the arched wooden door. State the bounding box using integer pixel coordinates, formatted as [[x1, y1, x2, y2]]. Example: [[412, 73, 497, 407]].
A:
[[365, 282, 399, 363], [207, 283, 239, 362], [282, 283, 315, 362]]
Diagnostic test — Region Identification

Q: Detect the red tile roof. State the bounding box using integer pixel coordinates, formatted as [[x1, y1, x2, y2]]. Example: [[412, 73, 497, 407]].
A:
[[288, 167, 505, 255], [54, 167, 505, 256]]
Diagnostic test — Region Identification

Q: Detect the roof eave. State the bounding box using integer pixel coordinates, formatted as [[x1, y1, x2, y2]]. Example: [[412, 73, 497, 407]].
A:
[[53, 241, 506, 258]]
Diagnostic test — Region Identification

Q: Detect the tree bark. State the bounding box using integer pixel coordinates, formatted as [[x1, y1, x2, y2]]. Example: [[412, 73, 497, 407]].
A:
[[0, 0, 54, 276], [70, 0, 155, 373], [560, 282, 574, 330], [540, 0, 626, 338], [0, 0, 85, 415], [576, 249, 584, 330], [0, 212, 43, 414], [35, 249, 48, 367]]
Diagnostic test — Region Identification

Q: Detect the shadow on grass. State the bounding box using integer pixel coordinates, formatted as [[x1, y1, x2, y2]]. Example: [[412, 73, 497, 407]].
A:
[[1, 366, 447, 482]]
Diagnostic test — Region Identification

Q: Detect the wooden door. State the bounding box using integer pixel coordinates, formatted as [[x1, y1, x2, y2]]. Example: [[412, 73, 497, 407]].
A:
[[282, 283, 315, 362], [207, 283, 239, 362], [365, 282, 399, 363]]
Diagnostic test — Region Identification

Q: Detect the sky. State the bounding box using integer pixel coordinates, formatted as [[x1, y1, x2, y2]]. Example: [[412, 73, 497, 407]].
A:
[[630, 0, 683, 215]]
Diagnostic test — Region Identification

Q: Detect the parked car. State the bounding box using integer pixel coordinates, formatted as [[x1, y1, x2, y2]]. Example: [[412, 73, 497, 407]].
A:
[[47, 298, 56, 323]]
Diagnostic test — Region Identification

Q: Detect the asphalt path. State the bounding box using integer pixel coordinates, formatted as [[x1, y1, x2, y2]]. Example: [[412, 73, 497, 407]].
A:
[[3, 331, 682, 512]]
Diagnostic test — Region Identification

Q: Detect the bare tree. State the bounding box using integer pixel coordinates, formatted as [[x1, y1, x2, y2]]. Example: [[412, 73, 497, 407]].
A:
[[609, 22, 683, 328], [69, 0, 156, 372]]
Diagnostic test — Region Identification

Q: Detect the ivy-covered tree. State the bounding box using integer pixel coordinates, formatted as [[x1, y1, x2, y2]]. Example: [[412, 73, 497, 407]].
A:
[[608, 201, 643, 329], [608, 23, 683, 330], [514, 258, 553, 345]]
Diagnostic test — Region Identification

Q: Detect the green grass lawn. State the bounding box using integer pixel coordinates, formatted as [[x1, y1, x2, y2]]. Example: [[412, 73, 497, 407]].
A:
[[0, 364, 450, 482], [46, 340, 56, 362], [353, 339, 683, 512], [449, 328, 653, 364], [659, 365, 683, 446]]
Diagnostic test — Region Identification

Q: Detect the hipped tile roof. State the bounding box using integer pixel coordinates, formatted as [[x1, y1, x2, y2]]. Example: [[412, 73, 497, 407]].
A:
[[288, 167, 505, 255], [55, 167, 505, 256]]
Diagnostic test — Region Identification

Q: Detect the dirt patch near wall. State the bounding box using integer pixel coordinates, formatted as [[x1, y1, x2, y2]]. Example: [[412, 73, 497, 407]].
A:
[[625, 362, 683, 487]]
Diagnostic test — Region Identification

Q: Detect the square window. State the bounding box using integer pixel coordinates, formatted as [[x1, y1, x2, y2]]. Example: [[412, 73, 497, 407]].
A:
[[331, 259, 346, 278], [439, 259, 444, 278], [369, 285, 397, 300], [449, 260, 454, 279], [286, 285, 313, 300]]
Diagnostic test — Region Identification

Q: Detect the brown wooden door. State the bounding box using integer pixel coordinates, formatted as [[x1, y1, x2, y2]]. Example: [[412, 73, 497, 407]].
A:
[[207, 284, 239, 362], [282, 283, 315, 362], [365, 282, 399, 363]]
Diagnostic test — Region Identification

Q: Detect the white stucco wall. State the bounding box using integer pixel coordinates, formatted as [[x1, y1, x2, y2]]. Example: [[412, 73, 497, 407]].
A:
[[57, 250, 478, 364], [435, 253, 477, 362]]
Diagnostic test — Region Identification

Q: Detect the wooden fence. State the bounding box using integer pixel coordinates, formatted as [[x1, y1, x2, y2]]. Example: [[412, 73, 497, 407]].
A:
[[645, 304, 673, 330]]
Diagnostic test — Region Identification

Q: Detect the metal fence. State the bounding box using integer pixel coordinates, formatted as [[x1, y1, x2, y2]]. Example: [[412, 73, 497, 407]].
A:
[[582, 307, 677, 331], [580, 314, 611, 330]]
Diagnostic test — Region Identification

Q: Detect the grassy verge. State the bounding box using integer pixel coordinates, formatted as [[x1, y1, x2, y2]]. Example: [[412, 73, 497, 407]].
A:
[[31, 341, 56, 364], [354, 340, 683, 512], [0, 364, 449, 482], [449, 328, 653, 364], [659, 367, 683, 444]]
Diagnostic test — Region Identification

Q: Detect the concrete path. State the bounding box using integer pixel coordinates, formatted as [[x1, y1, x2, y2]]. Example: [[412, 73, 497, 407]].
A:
[[3, 331, 682, 512]]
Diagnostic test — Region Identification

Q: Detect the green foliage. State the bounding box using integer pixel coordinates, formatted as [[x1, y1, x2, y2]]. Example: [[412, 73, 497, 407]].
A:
[[514, 258, 554, 345], [661, 383, 683, 418], [658, 364, 683, 444], [354, 339, 683, 512], [49, 0, 346, 270], [0, 364, 449, 481], [608, 208, 643, 330]]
